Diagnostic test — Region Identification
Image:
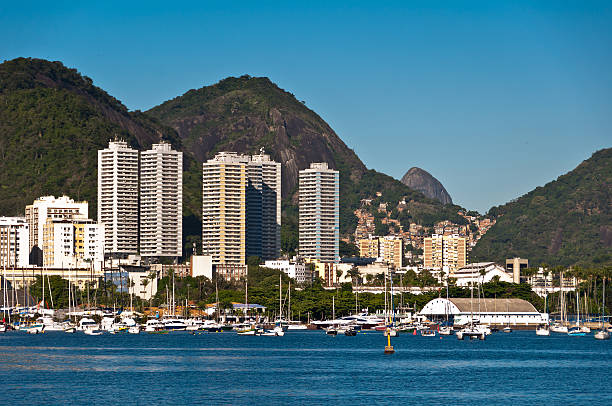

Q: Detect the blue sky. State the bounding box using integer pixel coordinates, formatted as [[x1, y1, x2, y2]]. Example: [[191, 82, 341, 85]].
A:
[[2, 1, 610, 213]]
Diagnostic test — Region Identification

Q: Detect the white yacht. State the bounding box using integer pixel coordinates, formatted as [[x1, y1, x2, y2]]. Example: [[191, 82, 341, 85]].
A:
[[163, 317, 188, 331], [144, 319, 165, 332], [77, 318, 99, 331]]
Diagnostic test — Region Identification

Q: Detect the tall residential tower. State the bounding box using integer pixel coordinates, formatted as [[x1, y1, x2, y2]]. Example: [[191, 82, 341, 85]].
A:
[[202, 152, 247, 265], [98, 140, 139, 255], [140, 142, 183, 257], [202, 152, 281, 268], [299, 163, 339, 263]]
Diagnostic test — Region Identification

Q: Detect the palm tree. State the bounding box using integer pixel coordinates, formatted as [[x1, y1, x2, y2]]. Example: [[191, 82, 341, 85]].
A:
[[347, 266, 361, 288]]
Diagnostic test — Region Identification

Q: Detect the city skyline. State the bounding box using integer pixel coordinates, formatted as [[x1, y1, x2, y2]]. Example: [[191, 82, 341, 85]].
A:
[[2, 2, 610, 213]]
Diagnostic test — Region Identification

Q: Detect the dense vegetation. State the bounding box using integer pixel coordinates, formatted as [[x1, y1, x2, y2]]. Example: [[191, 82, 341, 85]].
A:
[[28, 264, 611, 319], [0, 58, 465, 258], [471, 149, 612, 267]]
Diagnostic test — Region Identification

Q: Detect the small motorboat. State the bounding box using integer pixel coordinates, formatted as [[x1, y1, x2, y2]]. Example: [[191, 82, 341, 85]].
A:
[[344, 328, 357, 336], [457, 327, 486, 340], [439, 326, 454, 336], [594, 329, 610, 340], [567, 327, 586, 337], [550, 323, 568, 333], [325, 326, 338, 336], [84, 328, 103, 336], [503, 326, 513, 333], [128, 326, 140, 334], [421, 329, 436, 337], [535, 325, 550, 336]]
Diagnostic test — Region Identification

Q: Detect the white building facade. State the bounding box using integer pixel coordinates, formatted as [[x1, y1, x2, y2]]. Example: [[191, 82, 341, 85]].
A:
[[98, 140, 139, 255], [452, 262, 514, 287], [42, 219, 105, 271], [25, 195, 88, 253], [0, 217, 30, 268], [140, 142, 183, 257], [299, 163, 340, 263], [419, 298, 548, 327], [264, 259, 309, 283]]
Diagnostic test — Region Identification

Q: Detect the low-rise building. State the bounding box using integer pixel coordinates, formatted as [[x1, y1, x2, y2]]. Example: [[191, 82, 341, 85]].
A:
[[419, 297, 548, 327], [452, 262, 513, 286], [263, 259, 311, 284], [42, 218, 104, 271]]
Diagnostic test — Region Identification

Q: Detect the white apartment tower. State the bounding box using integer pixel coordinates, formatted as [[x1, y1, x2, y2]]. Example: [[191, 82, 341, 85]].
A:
[[0, 217, 30, 268], [140, 142, 183, 257], [25, 195, 88, 253], [202, 152, 247, 265], [98, 140, 139, 255], [299, 163, 340, 263]]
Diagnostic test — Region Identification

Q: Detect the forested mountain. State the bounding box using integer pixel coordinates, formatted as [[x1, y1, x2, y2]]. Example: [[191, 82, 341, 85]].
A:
[[0, 58, 463, 256], [146, 74, 464, 245], [0, 57, 184, 218], [471, 148, 612, 267]]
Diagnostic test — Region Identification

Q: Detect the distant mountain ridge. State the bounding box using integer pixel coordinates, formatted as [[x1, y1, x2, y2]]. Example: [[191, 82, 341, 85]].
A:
[[471, 148, 612, 267], [401, 167, 453, 205]]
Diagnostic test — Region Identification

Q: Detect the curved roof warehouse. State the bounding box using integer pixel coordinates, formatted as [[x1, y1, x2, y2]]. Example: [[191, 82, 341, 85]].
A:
[[419, 298, 548, 327]]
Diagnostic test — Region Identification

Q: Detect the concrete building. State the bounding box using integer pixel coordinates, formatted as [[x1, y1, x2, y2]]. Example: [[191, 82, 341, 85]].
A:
[[452, 262, 513, 287], [140, 142, 183, 258], [264, 259, 310, 284], [506, 257, 529, 284], [42, 218, 105, 271], [25, 195, 88, 254], [358, 236, 403, 268], [98, 140, 139, 255], [423, 234, 467, 273], [202, 152, 282, 266], [0, 217, 30, 268], [299, 163, 339, 263], [246, 152, 281, 260], [419, 297, 548, 327], [202, 152, 247, 265], [190, 255, 214, 280]]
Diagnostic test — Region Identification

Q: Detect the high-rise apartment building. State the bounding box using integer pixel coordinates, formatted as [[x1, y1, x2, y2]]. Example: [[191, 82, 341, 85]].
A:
[[25, 195, 88, 253], [140, 142, 183, 257], [202, 152, 281, 267], [0, 217, 29, 268], [202, 152, 247, 265], [247, 152, 281, 260], [299, 163, 339, 263], [423, 234, 467, 273], [358, 236, 403, 268], [98, 140, 139, 255]]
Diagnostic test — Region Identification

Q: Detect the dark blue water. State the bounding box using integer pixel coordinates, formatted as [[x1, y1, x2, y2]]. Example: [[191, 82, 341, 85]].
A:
[[1, 330, 610, 405]]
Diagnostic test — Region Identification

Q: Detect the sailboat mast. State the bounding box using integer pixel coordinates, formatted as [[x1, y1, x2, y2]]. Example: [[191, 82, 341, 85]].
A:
[[603, 277, 606, 328], [279, 274, 282, 321]]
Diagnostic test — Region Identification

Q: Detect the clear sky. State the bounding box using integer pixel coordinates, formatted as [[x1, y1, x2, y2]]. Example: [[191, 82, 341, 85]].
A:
[[2, 1, 610, 213]]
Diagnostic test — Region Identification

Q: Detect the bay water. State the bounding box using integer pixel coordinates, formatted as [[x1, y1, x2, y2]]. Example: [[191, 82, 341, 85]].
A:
[[1, 330, 610, 404]]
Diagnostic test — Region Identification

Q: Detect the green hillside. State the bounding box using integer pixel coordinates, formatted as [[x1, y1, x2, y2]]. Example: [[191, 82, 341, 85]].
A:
[[0, 58, 465, 257], [471, 148, 612, 267], [147, 75, 464, 245]]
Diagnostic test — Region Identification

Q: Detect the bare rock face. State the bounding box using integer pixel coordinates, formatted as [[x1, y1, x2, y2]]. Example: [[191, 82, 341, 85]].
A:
[[147, 75, 366, 198], [400, 167, 453, 205]]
